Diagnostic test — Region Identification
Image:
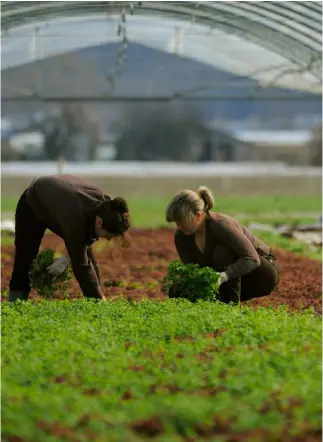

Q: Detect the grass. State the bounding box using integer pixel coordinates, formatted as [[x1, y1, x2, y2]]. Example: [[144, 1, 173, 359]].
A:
[[2, 299, 321, 442], [256, 231, 322, 261], [2, 195, 321, 228], [1, 235, 15, 246]]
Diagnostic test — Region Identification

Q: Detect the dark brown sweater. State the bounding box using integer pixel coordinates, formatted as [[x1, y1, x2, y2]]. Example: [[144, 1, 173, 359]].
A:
[[25, 174, 110, 299], [175, 212, 271, 280]]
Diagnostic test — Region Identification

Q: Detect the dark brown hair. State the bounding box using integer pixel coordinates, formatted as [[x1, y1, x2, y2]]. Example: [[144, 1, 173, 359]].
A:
[[96, 197, 130, 235]]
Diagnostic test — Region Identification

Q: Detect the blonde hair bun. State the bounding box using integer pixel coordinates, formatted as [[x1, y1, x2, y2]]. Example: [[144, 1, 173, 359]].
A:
[[197, 186, 214, 211], [166, 187, 214, 223]]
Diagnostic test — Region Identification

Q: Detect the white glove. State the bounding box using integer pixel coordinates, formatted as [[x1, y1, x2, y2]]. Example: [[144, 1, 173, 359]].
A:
[[47, 256, 70, 277], [216, 272, 228, 290]]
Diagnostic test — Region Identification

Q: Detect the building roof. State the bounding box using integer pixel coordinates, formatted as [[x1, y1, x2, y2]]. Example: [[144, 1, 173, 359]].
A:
[[231, 129, 312, 146]]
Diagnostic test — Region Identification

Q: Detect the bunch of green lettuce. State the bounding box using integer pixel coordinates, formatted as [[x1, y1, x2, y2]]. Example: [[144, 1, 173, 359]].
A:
[[29, 247, 72, 298], [163, 260, 221, 302]]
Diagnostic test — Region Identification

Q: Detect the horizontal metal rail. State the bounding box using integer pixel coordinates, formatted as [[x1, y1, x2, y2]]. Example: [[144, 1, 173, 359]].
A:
[[1, 95, 321, 102]]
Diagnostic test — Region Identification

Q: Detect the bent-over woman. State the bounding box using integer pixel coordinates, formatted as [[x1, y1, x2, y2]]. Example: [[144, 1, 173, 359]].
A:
[[8, 174, 130, 302]]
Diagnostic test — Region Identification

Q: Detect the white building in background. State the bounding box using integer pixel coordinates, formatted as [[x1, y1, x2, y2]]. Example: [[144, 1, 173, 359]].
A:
[[95, 142, 117, 161], [205, 124, 313, 165], [10, 131, 45, 158], [231, 129, 311, 146], [231, 129, 312, 165], [1, 117, 13, 135]]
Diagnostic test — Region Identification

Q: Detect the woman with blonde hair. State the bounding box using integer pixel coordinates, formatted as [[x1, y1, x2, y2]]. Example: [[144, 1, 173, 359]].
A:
[[166, 187, 280, 304]]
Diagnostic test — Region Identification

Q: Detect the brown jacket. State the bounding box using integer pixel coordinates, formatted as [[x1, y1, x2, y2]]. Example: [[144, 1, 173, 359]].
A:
[[26, 174, 110, 299], [175, 212, 271, 280]]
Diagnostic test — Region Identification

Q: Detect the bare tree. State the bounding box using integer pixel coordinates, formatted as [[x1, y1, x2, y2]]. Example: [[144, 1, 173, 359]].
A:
[[115, 104, 210, 161], [308, 122, 322, 167]]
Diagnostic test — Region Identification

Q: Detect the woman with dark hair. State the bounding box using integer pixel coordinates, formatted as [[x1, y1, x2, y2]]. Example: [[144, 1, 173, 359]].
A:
[[8, 174, 130, 302], [166, 186, 280, 304]]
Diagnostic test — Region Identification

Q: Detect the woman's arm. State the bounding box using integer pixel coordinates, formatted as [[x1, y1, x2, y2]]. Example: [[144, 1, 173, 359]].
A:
[[211, 220, 260, 280], [87, 246, 100, 283], [174, 231, 195, 264]]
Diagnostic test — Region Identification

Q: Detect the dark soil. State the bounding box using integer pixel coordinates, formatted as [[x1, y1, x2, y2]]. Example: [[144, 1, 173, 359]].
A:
[[1, 228, 321, 314]]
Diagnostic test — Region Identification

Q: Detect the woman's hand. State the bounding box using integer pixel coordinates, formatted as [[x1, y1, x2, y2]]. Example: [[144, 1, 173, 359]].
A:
[[216, 272, 228, 290], [47, 256, 70, 277]]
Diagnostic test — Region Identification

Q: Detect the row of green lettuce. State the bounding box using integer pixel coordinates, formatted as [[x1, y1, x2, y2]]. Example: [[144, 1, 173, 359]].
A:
[[2, 299, 321, 441]]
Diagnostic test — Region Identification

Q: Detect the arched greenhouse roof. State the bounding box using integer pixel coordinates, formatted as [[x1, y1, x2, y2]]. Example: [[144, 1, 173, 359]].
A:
[[1, 1, 322, 94]]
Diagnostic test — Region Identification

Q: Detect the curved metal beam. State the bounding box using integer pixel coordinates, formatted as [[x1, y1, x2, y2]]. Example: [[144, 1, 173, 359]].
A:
[[1, 1, 321, 79], [2, 2, 321, 50], [199, 2, 321, 51], [128, 3, 321, 77]]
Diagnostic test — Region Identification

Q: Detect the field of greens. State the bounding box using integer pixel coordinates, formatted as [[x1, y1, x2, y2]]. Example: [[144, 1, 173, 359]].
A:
[[2, 300, 321, 442], [2, 194, 322, 441]]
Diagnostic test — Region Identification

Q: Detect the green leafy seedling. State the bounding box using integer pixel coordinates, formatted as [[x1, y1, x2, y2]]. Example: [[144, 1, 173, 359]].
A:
[[163, 260, 221, 302], [29, 247, 72, 298]]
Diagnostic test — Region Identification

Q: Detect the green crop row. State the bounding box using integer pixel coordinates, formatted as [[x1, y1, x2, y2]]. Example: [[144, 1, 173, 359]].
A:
[[2, 195, 321, 227], [255, 231, 322, 261], [2, 299, 321, 441]]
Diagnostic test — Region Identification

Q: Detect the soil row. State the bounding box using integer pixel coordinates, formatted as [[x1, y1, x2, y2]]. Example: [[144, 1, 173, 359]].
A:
[[1, 229, 321, 313]]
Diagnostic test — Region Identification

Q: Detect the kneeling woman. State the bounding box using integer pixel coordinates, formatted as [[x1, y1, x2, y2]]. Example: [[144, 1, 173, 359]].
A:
[[166, 187, 280, 304]]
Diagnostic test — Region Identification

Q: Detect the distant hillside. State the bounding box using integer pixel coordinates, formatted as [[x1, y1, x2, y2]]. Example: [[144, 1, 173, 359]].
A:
[[2, 42, 321, 125]]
